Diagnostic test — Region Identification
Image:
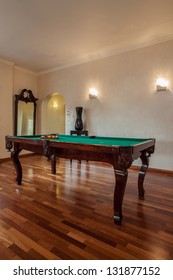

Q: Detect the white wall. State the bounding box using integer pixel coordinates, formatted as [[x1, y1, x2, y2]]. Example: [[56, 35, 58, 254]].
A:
[[38, 40, 173, 171]]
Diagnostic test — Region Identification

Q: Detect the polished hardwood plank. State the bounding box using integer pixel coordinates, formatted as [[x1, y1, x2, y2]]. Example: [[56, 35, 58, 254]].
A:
[[0, 154, 173, 260]]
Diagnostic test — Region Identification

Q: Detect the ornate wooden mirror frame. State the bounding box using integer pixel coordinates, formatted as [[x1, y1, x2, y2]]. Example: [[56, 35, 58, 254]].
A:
[[14, 89, 38, 135]]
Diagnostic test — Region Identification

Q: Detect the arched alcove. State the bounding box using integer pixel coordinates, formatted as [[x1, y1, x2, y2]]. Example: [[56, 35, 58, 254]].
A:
[[40, 93, 66, 134]]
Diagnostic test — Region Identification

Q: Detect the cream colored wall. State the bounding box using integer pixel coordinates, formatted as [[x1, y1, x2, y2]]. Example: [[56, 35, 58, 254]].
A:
[[38, 40, 173, 171], [0, 60, 13, 158], [13, 66, 37, 94], [1, 40, 173, 170]]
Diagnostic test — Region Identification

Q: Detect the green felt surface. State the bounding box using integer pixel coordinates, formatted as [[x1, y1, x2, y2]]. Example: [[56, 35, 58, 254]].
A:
[[11, 134, 151, 147]]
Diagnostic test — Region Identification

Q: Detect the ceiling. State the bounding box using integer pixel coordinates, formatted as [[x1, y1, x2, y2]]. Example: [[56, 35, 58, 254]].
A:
[[0, 0, 173, 73]]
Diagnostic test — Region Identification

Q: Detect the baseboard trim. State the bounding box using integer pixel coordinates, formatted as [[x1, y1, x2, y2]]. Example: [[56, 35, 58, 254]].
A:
[[131, 165, 173, 175], [0, 153, 36, 163]]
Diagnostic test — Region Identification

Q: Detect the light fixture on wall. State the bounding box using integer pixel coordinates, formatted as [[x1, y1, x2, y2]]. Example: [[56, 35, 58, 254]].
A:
[[89, 87, 98, 99], [156, 77, 169, 91], [52, 102, 58, 110]]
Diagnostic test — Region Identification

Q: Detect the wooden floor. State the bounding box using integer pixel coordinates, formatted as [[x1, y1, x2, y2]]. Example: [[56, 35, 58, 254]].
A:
[[0, 154, 173, 260]]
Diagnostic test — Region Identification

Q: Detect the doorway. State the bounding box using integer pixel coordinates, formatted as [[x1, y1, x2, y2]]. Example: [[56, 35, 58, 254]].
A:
[[41, 93, 65, 134]]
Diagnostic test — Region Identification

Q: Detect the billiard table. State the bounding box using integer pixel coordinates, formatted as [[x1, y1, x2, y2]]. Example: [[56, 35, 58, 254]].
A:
[[5, 134, 155, 224]]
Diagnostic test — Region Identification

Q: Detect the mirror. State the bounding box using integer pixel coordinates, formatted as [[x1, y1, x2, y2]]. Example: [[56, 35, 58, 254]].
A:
[[14, 89, 38, 135]]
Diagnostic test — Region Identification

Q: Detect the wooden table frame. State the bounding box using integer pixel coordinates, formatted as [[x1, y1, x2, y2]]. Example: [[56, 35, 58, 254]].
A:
[[5, 135, 155, 224]]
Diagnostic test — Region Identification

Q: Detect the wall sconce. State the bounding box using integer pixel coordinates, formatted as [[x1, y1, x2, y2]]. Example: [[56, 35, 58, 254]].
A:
[[89, 87, 98, 99], [52, 102, 58, 110], [156, 77, 169, 91]]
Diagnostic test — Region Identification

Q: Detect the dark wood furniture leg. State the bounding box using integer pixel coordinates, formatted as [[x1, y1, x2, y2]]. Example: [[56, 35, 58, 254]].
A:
[[138, 151, 149, 199], [113, 169, 128, 224], [11, 149, 22, 185], [50, 154, 56, 174]]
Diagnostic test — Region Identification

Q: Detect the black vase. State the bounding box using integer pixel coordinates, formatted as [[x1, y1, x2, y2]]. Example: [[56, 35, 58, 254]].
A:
[[75, 107, 83, 131]]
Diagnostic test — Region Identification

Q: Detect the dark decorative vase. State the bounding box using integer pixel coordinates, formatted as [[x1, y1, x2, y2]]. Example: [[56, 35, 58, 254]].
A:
[[75, 107, 83, 131]]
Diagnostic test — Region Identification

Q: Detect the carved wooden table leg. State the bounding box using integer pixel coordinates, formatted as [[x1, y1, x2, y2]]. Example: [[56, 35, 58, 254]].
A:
[[43, 140, 56, 174], [50, 154, 56, 174], [138, 151, 149, 199], [114, 169, 128, 224], [11, 150, 22, 185]]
